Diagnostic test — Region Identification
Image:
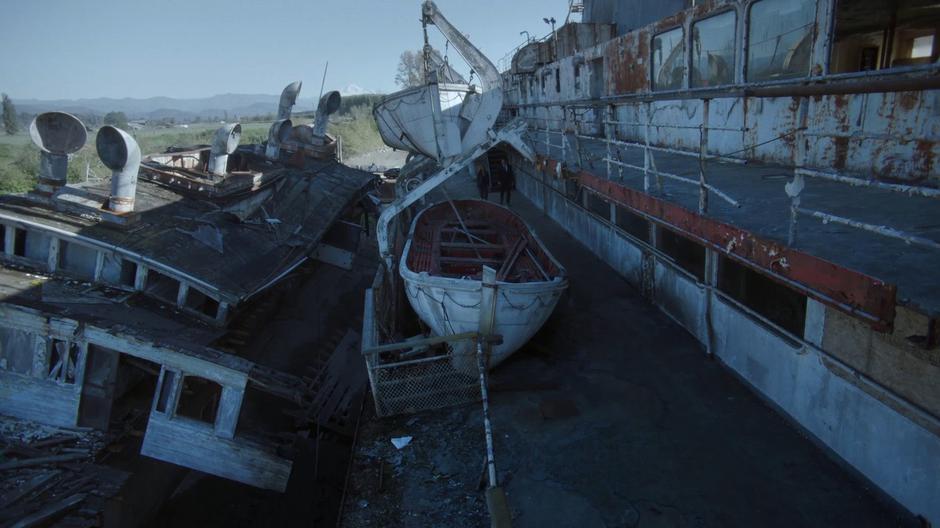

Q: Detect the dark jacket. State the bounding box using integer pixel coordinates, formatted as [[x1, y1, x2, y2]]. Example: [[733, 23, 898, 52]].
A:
[[498, 164, 515, 190], [476, 168, 491, 191]]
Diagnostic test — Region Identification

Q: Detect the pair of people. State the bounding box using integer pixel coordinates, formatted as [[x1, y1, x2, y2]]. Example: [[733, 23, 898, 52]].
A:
[[476, 160, 515, 206]]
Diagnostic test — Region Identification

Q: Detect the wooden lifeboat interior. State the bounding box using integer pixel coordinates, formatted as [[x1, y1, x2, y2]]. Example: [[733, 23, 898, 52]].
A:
[[406, 200, 561, 283]]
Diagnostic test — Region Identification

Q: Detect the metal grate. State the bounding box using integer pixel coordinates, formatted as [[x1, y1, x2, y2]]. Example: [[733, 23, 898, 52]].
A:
[[364, 345, 480, 417]]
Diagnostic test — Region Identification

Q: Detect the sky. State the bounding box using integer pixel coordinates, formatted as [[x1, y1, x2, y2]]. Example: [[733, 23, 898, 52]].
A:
[[0, 0, 571, 100]]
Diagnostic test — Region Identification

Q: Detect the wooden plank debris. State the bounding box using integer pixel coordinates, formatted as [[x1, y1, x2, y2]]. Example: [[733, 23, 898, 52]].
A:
[[0, 453, 89, 471], [9, 492, 85, 528]]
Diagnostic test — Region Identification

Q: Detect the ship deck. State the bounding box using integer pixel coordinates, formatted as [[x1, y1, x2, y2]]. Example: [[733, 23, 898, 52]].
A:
[[530, 130, 940, 318], [340, 173, 916, 527]]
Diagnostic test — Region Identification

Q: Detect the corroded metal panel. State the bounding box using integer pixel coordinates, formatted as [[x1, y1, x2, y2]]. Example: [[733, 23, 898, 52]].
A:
[[576, 169, 897, 329], [607, 31, 650, 95]]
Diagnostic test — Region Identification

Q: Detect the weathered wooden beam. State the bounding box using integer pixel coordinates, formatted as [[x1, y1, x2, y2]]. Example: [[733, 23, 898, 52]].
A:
[[8, 492, 85, 528], [0, 453, 89, 471], [0, 470, 60, 511]]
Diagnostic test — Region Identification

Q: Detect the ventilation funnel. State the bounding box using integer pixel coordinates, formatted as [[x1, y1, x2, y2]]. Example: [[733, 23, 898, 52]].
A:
[[29, 112, 87, 195], [312, 90, 341, 136], [265, 119, 293, 160], [278, 81, 302, 121], [96, 126, 141, 213], [208, 123, 241, 176]]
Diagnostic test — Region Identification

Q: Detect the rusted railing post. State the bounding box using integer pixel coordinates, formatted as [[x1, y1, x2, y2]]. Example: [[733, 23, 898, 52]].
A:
[[561, 106, 567, 164], [645, 102, 663, 193], [604, 105, 613, 180], [787, 173, 804, 246], [544, 113, 550, 156], [698, 100, 710, 214], [787, 126, 807, 245], [642, 111, 651, 192]]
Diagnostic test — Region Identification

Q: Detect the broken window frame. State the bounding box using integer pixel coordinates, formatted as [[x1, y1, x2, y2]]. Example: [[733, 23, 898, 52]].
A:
[[182, 286, 222, 320], [651, 26, 687, 91], [828, 0, 940, 75], [57, 239, 99, 281], [0, 327, 37, 376], [614, 205, 651, 244], [174, 374, 223, 427], [717, 255, 808, 338], [690, 9, 738, 88], [655, 226, 707, 282], [47, 339, 84, 385], [584, 189, 611, 221], [746, 0, 816, 82], [574, 62, 583, 93], [153, 367, 181, 416]]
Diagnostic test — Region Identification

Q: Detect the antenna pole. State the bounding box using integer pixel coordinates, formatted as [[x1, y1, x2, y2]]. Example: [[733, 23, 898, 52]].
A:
[[318, 61, 329, 103]]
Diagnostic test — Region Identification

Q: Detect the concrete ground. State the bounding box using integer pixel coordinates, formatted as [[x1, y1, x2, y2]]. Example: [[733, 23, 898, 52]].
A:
[[341, 171, 917, 527]]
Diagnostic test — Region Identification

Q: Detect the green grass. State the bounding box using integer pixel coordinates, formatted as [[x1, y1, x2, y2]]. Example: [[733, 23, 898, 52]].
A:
[[0, 108, 384, 194]]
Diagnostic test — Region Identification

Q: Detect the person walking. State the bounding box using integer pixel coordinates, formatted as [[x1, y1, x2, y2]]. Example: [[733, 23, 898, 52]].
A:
[[476, 166, 491, 200], [498, 159, 515, 206]]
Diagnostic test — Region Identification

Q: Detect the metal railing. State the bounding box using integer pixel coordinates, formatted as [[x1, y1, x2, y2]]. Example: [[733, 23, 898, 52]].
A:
[[497, 30, 556, 73], [518, 99, 940, 254], [522, 104, 745, 214], [786, 129, 940, 252]]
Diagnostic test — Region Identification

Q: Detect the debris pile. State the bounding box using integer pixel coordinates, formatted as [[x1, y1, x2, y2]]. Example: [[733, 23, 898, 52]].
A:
[[0, 418, 125, 527]]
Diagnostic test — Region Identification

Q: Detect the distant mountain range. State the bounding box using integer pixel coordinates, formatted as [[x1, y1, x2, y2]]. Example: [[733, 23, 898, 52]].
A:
[[12, 85, 379, 122]]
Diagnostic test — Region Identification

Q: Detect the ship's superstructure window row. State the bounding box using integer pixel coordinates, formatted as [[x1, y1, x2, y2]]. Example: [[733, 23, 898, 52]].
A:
[[510, 0, 940, 101], [0, 222, 227, 324]]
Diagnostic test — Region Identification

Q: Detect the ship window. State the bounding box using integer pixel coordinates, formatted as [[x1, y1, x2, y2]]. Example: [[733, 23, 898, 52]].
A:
[[585, 191, 610, 221], [176, 375, 222, 425], [24, 230, 50, 262], [144, 270, 180, 303], [656, 227, 705, 281], [574, 63, 582, 92], [747, 0, 815, 81], [718, 256, 806, 337], [13, 228, 26, 257], [555, 68, 561, 93], [155, 369, 178, 414], [120, 260, 138, 287], [0, 225, 5, 253], [48, 340, 80, 384], [58, 241, 97, 280], [652, 27, 686, 91], [615, 205, 650, 243], [541, 73, 547, 95], [589, 57, 605, 98], [0, 327, 35, 375], [691, 11, 737, 87], [184, 288, 220, 318], [829, 0, 940, 74]]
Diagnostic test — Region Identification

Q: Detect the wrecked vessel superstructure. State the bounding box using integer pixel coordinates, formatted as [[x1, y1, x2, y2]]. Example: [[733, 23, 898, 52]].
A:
[[0, 80, 375, 513]]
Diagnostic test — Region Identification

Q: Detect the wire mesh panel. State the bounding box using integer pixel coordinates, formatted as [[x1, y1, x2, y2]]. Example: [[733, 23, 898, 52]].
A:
[[364, 347, 480, 417]]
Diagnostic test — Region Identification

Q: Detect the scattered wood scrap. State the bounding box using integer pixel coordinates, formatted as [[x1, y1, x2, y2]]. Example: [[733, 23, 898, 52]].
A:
[[0, 419, 124, 527]]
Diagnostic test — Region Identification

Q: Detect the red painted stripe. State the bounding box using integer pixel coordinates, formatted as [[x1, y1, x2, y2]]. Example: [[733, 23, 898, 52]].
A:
[[542, 158, 896, 330]]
